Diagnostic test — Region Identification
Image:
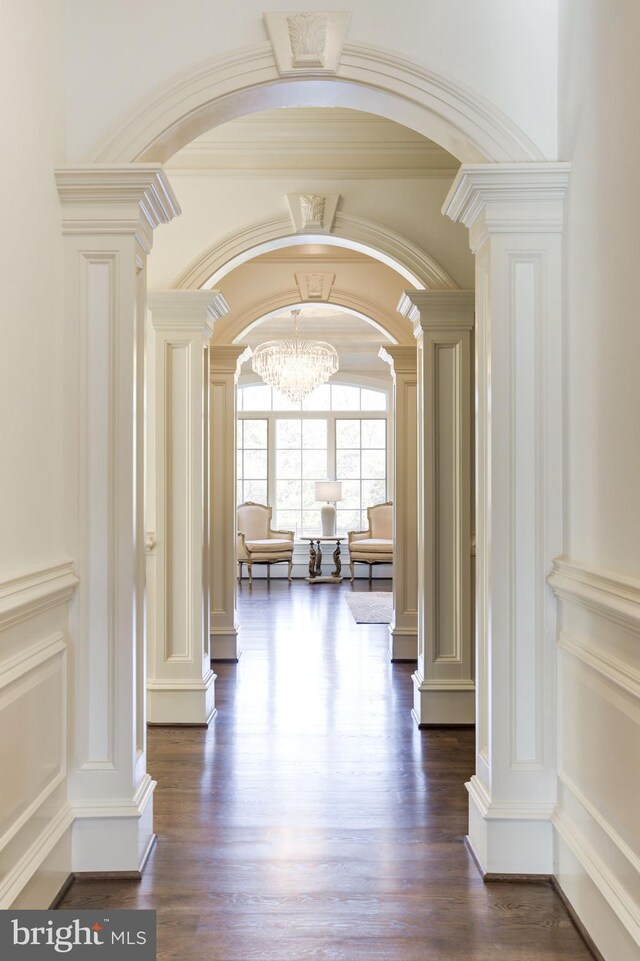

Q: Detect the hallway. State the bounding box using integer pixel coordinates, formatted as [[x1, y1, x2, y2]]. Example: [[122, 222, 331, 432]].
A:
[[60, 582, 593, 960]]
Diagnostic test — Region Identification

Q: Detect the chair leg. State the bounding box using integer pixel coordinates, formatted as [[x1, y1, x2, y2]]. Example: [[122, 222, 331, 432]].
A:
[[350, 560, 355, 583], [288, 559, 293, 582], [369, 564, 373, 585], [238, 561, 243, 581], [267, 564, 271, 583], [248, 562, 253, 586]]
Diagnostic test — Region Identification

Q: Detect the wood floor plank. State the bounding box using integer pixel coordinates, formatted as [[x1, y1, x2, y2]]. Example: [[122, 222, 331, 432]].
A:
[[60, 580, 594, 960]]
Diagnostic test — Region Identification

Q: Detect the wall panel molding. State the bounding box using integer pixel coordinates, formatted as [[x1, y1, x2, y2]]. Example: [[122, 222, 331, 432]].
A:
[[0, 563, 77, 632], [549, 556, 640, 633]]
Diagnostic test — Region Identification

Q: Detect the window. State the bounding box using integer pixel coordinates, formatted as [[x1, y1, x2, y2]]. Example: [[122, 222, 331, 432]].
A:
[[237, 419, 268, 506], [237, 384, 388, 532]]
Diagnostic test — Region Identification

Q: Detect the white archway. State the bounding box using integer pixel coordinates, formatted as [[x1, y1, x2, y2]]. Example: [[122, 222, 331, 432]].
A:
[[89, 42, 546, 166], [56, 31, 568, 886], [172, 212, 458, 292]]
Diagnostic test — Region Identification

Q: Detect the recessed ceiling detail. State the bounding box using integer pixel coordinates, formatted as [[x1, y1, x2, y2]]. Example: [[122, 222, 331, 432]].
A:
[[295, 271, 335, 300], [264, 12, 350, 75], [286, 193, 339, 233]]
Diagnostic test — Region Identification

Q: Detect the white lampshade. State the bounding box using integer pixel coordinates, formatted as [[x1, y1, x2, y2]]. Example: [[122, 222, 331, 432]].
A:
[[315, 481, 342, 502]]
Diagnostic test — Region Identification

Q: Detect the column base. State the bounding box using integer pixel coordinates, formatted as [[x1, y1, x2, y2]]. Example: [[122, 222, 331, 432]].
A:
[[71, 774, 157, 875], [388, 624, 417, 662], [147, 669, 216, 725], [466, 775, 554, 875], [210, 626, 240, 661], [411, 672, 475, 725]]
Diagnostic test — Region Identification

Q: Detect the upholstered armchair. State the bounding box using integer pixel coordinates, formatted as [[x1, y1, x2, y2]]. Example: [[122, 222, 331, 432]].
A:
[[348, 501, 393, 583], [237, 502, 294, 584]]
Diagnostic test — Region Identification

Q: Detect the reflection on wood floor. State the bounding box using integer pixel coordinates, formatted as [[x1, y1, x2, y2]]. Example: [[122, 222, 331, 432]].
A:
[[60, 579, 593, 960]]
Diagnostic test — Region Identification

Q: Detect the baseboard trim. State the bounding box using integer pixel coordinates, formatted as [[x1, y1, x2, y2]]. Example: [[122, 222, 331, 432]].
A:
[[551, 877, 607, 961], [412, 713, 475, 729], [148, 711, 215, 728], [484, 872, 553, 883]]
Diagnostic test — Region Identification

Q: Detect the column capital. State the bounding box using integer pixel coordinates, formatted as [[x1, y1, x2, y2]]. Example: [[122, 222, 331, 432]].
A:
[[378, 345, 416, 375], [210, 345, 252, 379], [55, 164, 181, 254], [398, 291, 475, 338], [148, 290, 230, 338], [442, 162, 571, 251]]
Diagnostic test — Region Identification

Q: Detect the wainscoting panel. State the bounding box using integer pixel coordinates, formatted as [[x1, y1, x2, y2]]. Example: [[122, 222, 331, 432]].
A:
[[0, 563, 76, 907], [549, 557, 640, 960]]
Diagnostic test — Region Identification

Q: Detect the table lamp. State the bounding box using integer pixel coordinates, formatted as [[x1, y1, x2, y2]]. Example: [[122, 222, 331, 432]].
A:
[[315, 481, 343, 536]]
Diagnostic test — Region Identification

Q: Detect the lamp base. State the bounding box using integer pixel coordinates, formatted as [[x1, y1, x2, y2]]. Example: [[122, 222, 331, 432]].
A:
[[320, 503, 337, 536]]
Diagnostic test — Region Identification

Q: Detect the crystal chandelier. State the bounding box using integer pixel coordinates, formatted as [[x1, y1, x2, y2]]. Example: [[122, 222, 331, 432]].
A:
[[252, 309, 339, 401]]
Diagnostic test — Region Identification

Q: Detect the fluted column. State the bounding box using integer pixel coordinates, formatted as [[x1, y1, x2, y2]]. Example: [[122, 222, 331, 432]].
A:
[[399, 291, 475, 726], [444, 162, 570, 874], [379, 346, 418, 661], [210, 346, 250, 660], [146, 291, 229, 725], [56, 166, 180, 873]]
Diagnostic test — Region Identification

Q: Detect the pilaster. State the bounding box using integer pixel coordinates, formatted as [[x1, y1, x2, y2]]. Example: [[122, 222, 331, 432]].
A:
[[379, 346, 417, 662], [147, 291, 228, 725], [443, 162, 570, 874], [399, 292, 475, 725], [56, 165, 180, 872], [210, 346, 250, 660]]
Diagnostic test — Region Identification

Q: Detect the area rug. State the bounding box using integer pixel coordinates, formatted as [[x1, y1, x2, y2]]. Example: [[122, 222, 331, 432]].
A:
[[345, 591, 393, 624]]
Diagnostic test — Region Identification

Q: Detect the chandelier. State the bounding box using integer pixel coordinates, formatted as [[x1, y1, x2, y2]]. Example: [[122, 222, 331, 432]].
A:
[[252, 309, 339, 401]]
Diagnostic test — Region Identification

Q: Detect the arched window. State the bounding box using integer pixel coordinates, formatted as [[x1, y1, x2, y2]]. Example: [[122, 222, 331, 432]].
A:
[[237, 382, 388, 533]]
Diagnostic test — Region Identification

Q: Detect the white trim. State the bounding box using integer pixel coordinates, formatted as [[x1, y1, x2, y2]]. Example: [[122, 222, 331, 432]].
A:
[[0, 563, 78, 631], [549, 556, 640, 634], [466, 775, 555, 821], [0, 803, 74, 909], [72, 773, 157, 820], [88, 41, 545, 166], [558, 629, 640, 701], [553, 806, 640, 948]]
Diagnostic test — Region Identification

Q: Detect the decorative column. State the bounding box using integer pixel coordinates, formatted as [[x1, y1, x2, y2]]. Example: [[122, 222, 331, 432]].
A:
[[379, 346, 418, 662], [210, 346, 250, 660], [56, 166, 180, 873], [398, 292, 475, 726], [146, 291, 229, 725], [443, 163, 570, 874]]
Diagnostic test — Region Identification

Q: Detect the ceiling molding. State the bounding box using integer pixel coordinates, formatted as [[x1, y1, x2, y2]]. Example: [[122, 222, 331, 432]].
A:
[[171, 212, 458, 291]]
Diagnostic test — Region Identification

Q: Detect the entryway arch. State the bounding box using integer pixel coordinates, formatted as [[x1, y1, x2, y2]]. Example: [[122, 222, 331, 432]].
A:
[[57, 37, 568, 883]]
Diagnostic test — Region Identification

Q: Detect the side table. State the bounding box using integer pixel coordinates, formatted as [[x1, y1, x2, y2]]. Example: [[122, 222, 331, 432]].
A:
[[299, 534, 347, 583]]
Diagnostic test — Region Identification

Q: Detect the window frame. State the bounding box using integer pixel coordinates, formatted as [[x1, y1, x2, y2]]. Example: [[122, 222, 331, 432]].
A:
[[237, 383, 391, 535]]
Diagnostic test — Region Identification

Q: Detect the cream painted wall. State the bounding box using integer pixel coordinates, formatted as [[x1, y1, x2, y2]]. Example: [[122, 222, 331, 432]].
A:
[[0, 0, 66, 579], [64, 0, 558, 162], [0, 0, 73, 910], [555, 3, 640, 958], [148, 174, 473, 290], [561, 0, 640, 575]]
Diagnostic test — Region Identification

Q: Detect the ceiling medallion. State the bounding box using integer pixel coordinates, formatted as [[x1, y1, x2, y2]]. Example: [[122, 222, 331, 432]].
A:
[[251, 309, 338, 401]]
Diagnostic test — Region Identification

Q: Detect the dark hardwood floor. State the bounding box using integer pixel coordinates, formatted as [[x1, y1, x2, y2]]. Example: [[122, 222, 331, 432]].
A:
[[60, 580, 593, 960]]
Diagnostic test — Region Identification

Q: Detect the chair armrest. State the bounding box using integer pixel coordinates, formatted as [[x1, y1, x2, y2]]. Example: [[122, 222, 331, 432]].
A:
[[237, 531, 247, 554], [270, 529, 294, 541], [348, 529, 370, 544]]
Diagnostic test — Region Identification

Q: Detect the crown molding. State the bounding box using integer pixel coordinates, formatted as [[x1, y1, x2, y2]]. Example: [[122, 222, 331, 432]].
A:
[[378, 345, 417, 374], [56, 165, 181, 253], [148, 290, 229, 336], [443, 163, 571, 238], [210, 345, 252, 378], [398, 290, 475, 336]]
